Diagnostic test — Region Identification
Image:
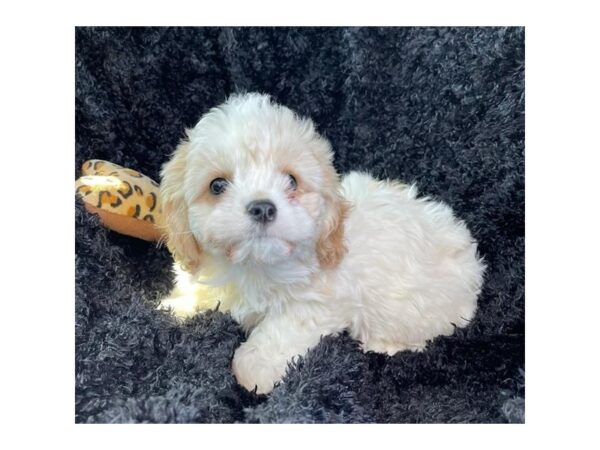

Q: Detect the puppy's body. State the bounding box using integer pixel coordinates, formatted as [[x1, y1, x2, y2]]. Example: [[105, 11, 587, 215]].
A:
[[160, 93, 485, 394]]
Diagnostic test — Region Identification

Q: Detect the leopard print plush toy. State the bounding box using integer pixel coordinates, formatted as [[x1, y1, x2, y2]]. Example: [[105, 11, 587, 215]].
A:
[[76, 160, 164, 241]]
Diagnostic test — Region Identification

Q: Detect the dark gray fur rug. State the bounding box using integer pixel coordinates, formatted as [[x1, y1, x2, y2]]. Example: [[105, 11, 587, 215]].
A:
[[75, 27, 524, 423]]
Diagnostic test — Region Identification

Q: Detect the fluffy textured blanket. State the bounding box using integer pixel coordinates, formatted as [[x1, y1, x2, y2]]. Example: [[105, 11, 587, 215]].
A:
[[75, 27, 524, 423]]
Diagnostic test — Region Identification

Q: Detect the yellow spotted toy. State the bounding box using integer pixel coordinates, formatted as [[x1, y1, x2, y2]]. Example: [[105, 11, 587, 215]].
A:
[[76, 160, 165, 241]]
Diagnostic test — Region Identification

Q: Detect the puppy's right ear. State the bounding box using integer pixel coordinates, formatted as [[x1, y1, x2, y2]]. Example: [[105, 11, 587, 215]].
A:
[[160, 140, 203, 274]]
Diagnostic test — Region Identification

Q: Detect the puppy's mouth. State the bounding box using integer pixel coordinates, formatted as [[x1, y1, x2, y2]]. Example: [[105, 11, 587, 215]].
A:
[[224, 235, 296, 265]]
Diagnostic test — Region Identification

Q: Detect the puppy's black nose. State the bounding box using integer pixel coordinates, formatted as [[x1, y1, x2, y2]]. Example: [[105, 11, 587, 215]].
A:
[[246, 200, 277, 224]]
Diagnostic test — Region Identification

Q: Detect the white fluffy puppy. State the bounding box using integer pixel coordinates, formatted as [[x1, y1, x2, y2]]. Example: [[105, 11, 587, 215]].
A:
[[159, 93, 485, 394]]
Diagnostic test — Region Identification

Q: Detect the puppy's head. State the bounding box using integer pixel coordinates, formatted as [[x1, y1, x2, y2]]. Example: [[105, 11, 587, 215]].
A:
[[160, 93, 348, 274]]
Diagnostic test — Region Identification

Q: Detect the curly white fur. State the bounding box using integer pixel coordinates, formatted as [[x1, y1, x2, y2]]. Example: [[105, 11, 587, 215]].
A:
[[159, 93, 485, 394]]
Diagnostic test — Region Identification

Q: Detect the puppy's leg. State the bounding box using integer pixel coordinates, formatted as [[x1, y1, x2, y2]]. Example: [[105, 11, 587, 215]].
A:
[[232, 315, 339, 394]]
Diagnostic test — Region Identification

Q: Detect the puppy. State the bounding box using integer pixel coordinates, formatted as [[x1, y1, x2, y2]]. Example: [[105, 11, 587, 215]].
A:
[[159, 93, 485, 394]]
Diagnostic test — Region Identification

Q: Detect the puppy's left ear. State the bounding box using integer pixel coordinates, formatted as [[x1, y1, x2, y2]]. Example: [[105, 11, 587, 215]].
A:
[[316, 167, 350, 269], [316, 196, 350, 269]]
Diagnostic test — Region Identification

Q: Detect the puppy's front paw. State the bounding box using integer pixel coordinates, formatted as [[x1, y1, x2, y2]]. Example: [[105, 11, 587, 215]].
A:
[[231, 344, 286, 395]]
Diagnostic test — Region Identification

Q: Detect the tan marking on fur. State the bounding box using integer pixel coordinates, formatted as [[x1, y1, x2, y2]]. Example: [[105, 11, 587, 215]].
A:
[[316, 198, 350, 269], [197, 186, 221, 205], [194, 170, 233, 205], [313, 152, 350, 269], [281, 165, 301, 185]]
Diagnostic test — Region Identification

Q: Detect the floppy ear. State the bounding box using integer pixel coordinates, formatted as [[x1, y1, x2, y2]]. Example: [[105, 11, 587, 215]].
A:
[[316, 195, 350, 269], [160, 140, 203, 274], [316, 169, 350, 269]]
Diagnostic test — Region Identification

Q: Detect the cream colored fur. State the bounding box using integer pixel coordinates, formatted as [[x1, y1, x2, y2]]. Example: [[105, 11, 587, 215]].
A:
[[159, 93, 485, 394]]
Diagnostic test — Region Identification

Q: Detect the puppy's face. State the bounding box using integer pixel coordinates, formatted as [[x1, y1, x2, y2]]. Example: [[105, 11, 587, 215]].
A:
[[160, 94, 348, 274]]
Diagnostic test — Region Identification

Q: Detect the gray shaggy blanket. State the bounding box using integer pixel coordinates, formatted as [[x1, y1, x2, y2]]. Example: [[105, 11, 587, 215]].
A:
[[75, 27, 524, 423]]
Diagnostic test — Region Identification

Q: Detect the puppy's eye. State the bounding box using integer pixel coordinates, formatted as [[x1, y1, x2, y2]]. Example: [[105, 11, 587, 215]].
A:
[[287, 174, 298, 191], [209, 178, 229, 195]]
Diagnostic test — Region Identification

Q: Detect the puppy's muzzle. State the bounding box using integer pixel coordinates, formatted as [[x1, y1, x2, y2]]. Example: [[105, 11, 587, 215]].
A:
[[246, 199, 277, 224]]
